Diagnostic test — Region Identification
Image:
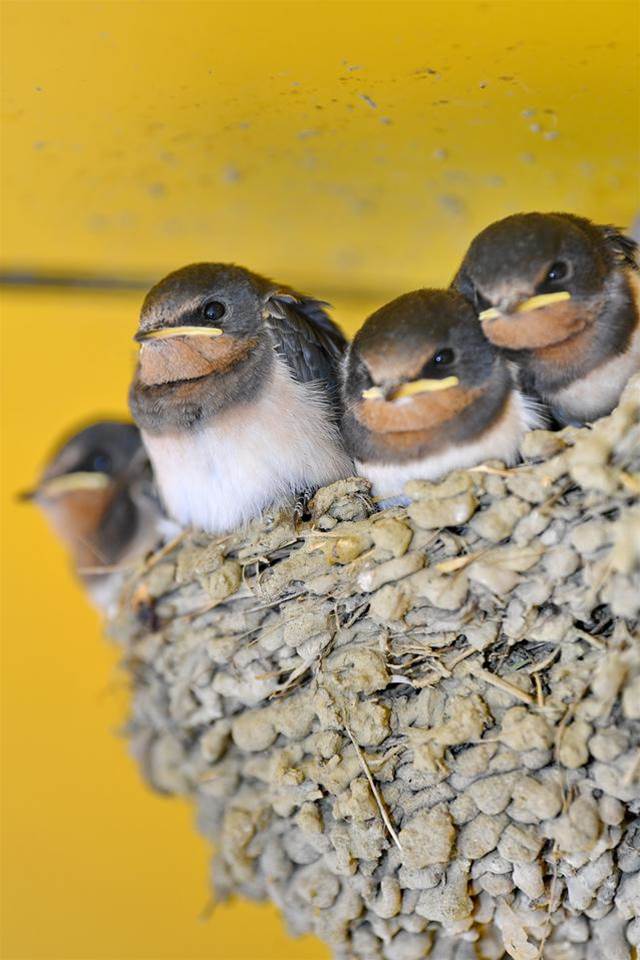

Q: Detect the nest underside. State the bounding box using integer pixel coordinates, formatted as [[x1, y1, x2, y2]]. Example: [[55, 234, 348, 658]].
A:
[[110, 376, 640, 960]]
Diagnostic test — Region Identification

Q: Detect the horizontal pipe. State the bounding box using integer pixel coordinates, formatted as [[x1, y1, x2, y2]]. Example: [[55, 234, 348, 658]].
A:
[[0, 267, 395, 304]]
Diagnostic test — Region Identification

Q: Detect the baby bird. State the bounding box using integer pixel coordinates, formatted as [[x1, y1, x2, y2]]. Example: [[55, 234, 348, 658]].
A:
[[341, 289, 541, 501], [129, 263, 352, 534], [453, 212, 640, 425], [26, 420, 164, 612]]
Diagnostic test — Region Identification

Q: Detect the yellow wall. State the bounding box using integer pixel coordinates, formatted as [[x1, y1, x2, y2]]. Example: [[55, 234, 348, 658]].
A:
[[1, 2, 638, 959]]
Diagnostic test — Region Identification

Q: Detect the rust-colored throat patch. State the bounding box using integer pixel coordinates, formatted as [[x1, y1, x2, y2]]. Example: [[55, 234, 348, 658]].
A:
[[138, 333, 254, 386]]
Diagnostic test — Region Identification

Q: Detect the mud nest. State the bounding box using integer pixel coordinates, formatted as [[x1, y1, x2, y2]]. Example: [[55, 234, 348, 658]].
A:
[[110, 375, 640, 960]]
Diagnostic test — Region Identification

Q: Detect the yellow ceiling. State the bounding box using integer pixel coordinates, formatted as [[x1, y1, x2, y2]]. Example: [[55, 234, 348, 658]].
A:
[[1, 5, 639, 959], [2, 0, 639, 299]]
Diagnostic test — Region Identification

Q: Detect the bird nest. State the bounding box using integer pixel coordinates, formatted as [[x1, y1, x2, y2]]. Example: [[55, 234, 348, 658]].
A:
[[109, 375, 640, 960]]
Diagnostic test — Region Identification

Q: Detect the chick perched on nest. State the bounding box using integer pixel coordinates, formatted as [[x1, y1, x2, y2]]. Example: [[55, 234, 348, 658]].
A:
[[26, 420, 168, 612], [129, 263, 352, 535], [453, 212, 640, 425], [340, 288, 542, 503], [111, 375, 640, 960]]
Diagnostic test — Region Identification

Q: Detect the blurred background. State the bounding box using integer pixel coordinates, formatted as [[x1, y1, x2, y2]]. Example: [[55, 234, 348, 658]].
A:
[[1, 2, 638, 958]]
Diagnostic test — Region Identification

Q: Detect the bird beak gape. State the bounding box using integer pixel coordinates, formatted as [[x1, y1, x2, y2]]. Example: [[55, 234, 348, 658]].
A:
[[135, 326, 224, 343], [478, 290, 572, 322], [29, 471, 112, 501], [362, 376, 459, 402]]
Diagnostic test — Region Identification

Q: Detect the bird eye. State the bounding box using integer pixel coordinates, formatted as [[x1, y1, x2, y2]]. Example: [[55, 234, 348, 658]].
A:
[[433, 348, 455, 367], [545, 261, 569, 284], [202, 300, 226, 323], [88, 451, 112, 473], [472, 287, 492, 312], [359, 359, 374, 389], [421, 347, 456, 379]]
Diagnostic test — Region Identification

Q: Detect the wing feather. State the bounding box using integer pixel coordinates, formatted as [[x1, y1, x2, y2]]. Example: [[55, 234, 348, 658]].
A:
[[264, 293, 348, 403]]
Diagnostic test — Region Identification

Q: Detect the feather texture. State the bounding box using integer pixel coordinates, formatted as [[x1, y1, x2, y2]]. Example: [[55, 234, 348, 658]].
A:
[[600, 224, 639, 272], [141, 355, 353, 534], [265, 294, 347, 404]]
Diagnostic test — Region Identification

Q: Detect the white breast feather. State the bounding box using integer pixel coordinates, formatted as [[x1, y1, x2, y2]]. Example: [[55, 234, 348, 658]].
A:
[[551, 288, 640, 422], [358, 390, 542, 500], [142, 357, 353, 533]]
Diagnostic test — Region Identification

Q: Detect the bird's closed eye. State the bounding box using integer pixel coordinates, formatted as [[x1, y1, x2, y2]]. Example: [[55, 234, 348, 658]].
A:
[[358, 359, 374, 390], [457, 272, 492, 313], [474, 289, 492, 312]]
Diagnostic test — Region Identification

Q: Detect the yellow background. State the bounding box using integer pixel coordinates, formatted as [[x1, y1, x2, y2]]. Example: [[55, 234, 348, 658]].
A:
[[1, 2, 638, 958]]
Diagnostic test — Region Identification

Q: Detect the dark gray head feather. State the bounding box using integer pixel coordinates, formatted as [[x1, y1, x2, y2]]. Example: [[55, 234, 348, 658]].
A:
[[131, 263, 348, 431]]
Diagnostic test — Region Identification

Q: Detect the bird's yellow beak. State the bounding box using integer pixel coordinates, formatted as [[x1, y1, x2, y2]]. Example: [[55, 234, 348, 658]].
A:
[[362, 376, 459, 401], [36, 472, 112, 499], [479, 290, 571, 322], [136, 325, 224, 342]]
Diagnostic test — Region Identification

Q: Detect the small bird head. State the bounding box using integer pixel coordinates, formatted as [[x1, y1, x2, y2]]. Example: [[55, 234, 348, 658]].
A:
[[24, 421, 142, 572], [342, 289, 507, 452], [453, 212, 637, 351], [136, 262, 279, 341], [130, 263, 316, 432]]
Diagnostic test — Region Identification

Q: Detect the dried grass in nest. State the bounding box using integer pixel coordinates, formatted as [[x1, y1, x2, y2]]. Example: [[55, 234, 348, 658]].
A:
[[110, 375, 640, 960]]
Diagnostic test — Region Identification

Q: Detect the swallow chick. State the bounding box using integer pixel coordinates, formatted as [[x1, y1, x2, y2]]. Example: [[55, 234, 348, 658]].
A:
[[129, 263, 353, 534], [26, 421, 165, 612], [453, 212, 640, 425], [341, 289, 542, 501]]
